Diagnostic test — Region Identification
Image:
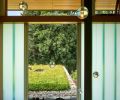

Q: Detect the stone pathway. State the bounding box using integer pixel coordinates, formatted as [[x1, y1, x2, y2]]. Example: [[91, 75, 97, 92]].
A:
[[28, 66, 77, 100]]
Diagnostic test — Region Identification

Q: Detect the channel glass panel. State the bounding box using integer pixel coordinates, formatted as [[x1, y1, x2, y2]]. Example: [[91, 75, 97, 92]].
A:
[[104, 24, 115, 100], [3, 23, 24, 100], [3, 24, 14, 100], [92, 23, 103, 100], [92, 23, 120, 100], [116, 24, 120, 100]]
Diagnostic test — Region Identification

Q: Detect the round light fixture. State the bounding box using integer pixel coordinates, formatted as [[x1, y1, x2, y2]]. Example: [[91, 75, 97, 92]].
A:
[[19, 1, 28, 11], [93, 71, 99, 78], [76, 7, 88, 19], [49, 61, 55, 68]]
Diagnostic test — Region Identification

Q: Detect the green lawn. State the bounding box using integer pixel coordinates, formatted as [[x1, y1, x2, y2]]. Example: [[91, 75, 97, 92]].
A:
[[28, 65, 70, 91]]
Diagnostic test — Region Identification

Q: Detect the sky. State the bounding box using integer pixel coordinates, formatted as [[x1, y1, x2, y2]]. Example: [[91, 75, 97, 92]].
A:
[[8, 11, 23, 16]]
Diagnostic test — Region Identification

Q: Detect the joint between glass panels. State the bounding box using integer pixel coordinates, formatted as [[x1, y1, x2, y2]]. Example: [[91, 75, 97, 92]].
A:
[[114, 24, 117, 100], [102, 23, 105, 100], [12, 24, 15, 100]]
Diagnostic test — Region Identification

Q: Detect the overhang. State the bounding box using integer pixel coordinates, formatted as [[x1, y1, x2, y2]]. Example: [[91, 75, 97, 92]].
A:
[[8, 0, 116, 10]]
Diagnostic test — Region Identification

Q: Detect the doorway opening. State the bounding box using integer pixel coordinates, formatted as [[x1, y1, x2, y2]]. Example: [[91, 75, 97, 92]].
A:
[[28, 23, 78, 100]]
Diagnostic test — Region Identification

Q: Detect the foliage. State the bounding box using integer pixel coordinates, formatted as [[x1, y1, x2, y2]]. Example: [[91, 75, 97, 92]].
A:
[[71, 70, 77, 80], [28, 65, 70, 91], [27, 11, 77, 73], [23, 10, 74, 16]]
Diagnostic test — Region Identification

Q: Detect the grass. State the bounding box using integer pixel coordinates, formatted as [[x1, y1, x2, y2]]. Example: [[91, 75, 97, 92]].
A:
[[28, 64, 70, 91]]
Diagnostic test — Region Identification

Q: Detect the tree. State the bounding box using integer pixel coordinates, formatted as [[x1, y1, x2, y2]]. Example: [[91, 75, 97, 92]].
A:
[[27, 11, 77, 73]]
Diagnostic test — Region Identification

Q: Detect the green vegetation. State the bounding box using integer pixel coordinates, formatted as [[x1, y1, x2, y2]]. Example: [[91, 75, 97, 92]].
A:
[[29, 65, 70, 91], [26, 11, 77, 73], [27, 11, 77, 91], [71, 70, 77, 80]]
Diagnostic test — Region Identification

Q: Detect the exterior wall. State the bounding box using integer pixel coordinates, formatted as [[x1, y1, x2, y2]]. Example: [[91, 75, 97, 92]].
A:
[[92, 23, 120, 100], [3, 23, 24, 100]]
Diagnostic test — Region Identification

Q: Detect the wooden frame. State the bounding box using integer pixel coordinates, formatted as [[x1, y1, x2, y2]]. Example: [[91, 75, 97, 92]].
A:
[[0, 15, 120, 22], [24, 23, 28, 100], [0, 16, 82, 22], [0, 0, 7, 99], [0, 0, 7, 16], [0, 24, 3, 100], [84, 0, 92, 100], [77, 23, 81, 100]]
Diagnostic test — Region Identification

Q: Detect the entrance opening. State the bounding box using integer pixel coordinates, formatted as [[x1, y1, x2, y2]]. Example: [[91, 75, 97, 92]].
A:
[[28, 23, 77, 100]]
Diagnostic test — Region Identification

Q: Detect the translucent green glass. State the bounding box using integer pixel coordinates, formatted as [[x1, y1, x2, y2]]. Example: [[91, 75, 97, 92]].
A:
[[116, 24, 120, 100], [3, 23, 24, 100], [92, 23, 103, 100], [104, 24, 115, 100], [92, 23, 120, 100], [3, 24, 14, 100]]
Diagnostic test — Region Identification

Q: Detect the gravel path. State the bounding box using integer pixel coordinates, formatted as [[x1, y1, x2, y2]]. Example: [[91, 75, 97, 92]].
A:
[[28, 66, 77, 100]]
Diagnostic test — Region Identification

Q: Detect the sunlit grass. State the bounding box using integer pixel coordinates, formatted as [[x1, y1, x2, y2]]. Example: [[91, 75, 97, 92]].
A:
[[28, 65, 70, 91]]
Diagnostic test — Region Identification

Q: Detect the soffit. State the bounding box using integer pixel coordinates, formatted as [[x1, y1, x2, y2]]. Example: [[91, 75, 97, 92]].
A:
[[8, 0, 116, 10]]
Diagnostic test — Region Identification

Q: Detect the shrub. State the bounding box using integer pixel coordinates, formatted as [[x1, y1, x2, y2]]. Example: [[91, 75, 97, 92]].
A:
[[28, 65, 70, 91], [71, 70, 77, 80]]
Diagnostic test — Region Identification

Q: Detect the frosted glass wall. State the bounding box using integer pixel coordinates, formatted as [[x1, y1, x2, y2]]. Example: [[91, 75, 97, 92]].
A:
[[3, 23, 24, 100], [92, 23, 120, 100]]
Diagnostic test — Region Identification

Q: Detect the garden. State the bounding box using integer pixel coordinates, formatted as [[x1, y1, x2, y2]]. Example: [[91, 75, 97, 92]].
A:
[[27, 11, 77, 99], [29, 65, 70, 91]]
